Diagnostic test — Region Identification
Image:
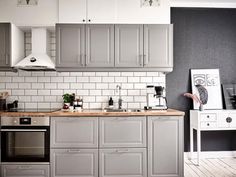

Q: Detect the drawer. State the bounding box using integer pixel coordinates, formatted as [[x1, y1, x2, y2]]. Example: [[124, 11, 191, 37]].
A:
[[200, 121, 217, 129], [200, 113, 217, 122], [99, 117, 146, 148]]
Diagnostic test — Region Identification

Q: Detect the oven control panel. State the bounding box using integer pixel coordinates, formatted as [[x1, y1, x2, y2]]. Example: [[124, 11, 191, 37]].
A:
[[1, 116, 50, 126]]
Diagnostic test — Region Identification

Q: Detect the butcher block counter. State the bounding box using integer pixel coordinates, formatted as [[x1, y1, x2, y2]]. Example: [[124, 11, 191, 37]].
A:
[[0, 108, 184, 117]]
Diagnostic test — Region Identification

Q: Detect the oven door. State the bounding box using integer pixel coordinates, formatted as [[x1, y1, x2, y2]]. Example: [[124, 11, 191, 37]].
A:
[[1, 126, 50, 162]]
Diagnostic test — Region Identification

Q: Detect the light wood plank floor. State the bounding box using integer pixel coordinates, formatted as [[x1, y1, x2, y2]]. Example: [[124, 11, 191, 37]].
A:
[[185, 158, 236, 177]]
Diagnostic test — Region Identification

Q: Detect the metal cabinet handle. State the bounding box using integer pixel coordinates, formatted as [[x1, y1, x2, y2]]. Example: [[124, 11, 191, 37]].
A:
[[139, 54, 143, 66], [5, 53, 9, 65], [143, 54, 147, 66], [68, 149, 81, 153], [57, 28, 61, 65], [226, 117, 232, 123], [115, 149, 129, 153], [84, 54, 87, 66], [1, 129, 47, 132], [17, 166, 32, 170]]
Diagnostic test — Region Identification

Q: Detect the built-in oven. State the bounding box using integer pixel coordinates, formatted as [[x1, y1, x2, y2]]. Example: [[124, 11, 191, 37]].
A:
[[1, 116, 50, 162]]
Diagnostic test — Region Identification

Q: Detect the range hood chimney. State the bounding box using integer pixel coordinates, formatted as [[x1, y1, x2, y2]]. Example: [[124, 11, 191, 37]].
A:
[[14, 28, 55, 71]]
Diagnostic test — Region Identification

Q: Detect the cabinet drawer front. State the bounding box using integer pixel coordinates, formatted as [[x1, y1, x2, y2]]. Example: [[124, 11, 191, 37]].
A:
[[99, 117, 146, 147], [99, 148, 147, 177], [2, 165, 49, 177], [51, 149, 98, 177], [51, 117, 98, 148], [200, 113, 217, 122], [200, 122, 217, 129]]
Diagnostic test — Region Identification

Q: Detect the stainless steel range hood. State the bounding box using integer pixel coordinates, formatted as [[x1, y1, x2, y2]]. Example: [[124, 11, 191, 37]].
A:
[[14, 28, 55, 71]]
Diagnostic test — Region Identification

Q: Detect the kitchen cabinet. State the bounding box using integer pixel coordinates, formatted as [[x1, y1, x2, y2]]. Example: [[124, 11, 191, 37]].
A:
[[99, 117, 146, 148], [1, 165, 49, 177], [144, 24, 173, 69], [51, 149, 98, 177], [56, 24, 114, 70], [51, 117, 98, 148], [148, 116, 184, 177], [115, 25, 143, 67], [0, 23, 11, 70], [99, 148, 147, 177], [58, 0, 116, 23]]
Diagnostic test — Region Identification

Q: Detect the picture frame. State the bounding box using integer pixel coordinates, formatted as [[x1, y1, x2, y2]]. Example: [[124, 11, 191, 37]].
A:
[[222, 84, 236, 109], [190, 69, 223, 110]]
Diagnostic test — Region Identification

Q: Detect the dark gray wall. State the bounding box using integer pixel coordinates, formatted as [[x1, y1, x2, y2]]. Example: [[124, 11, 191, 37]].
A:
[[168, 8, 236, 151]]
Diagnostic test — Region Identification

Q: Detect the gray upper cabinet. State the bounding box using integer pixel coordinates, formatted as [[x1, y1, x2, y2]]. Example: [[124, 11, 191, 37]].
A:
[[86, 25, 114, 67], [148, 116, 184, 177], [144, 25, 173, 69], [0, 23, 11, 70], [115, 24, 143, 67], [56, 24, 85, 68]]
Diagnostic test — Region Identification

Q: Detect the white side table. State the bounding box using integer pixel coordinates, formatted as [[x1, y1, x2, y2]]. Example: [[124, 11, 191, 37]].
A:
[[190, 110, 236, 165]]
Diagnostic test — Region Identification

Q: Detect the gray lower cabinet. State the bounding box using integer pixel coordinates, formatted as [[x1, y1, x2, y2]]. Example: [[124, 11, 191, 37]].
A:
[[1, 165, 49, 177], [51, 149, 98, 177], [148, 116, 184, 177], [56, 24, 85, 68], [51, 117, 98, 148], [99, 148, 147, 177], [0, 23, 11, 70], [86, 25, 114, 67], [144, 25, 173, 69], [115, 24, 143, 67], [99, 117, 146, 148]]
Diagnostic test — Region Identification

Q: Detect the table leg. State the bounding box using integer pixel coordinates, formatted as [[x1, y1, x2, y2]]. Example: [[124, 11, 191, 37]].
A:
[[197, 129, 201, 165], [190, 127, 193, 160]]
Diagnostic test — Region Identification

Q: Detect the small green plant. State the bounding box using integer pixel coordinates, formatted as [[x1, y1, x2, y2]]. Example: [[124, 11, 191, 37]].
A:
[[62, 93, 72, 103]]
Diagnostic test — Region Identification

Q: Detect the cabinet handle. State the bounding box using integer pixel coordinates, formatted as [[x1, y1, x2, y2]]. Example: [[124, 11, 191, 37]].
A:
[[68, 149, 81, 153], [143, 54, 147, 66], [84, 54, 87, 66], [139, 54, 143, 66], [17, 166, 32, 170], [58, 28, 61, 65], [115, 149, 129, 153], [5, 53, 9, 65], [226, 117, 232, 123]]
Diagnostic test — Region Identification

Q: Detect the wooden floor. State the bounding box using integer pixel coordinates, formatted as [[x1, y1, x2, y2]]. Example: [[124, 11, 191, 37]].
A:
[[185, 158, 236, 177]]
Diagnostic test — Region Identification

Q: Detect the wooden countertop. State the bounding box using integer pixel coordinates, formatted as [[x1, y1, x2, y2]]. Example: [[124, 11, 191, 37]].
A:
[[0, 109, 184, 117]]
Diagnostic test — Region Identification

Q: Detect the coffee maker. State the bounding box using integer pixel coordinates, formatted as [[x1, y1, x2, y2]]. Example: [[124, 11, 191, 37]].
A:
[[145, 85, 168, 110]]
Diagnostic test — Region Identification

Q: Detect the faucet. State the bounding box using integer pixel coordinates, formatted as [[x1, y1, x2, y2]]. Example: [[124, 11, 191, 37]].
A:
[[116, 85, 122, 109]]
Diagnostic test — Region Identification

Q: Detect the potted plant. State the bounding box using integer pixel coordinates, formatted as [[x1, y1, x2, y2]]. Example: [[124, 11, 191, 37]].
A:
[[62, 93, 72, 109]]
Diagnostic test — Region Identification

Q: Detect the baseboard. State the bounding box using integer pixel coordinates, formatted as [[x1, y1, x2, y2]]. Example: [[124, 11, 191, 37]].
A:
[[184, 151, 236, 159]]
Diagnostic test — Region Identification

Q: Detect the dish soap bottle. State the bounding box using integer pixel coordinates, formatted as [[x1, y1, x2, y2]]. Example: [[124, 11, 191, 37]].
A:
[[108, 97, 114, 108]]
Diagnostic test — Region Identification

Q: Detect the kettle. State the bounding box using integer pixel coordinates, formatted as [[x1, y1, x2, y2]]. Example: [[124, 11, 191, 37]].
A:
[[7, 100, 18, 110]]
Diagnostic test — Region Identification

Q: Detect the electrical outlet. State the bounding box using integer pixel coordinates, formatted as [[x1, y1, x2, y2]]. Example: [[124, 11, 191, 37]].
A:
[[17, 0, 38, 6]]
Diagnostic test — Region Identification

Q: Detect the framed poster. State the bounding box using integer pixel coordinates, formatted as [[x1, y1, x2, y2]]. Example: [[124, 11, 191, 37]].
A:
[[222, 84, 236, 109], [190, 69, 223, 110]]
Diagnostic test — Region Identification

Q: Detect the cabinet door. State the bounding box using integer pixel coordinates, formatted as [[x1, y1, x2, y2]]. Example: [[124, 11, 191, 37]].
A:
[[115, 25, 143, 67], [51, 149, 98, 177], [86, 25, 114, 67], [148, 116, 183, 177], [56, 24, 85, 69], [59, 0, 87, 23], [144, 25, 173, 68], [87, 0, 117, 23], [100, 117, 146, 148], [1, 165, 49, 177], [51, 117, 98, 148], [99, 148, 147, 177], [0, 23, 10, 68]]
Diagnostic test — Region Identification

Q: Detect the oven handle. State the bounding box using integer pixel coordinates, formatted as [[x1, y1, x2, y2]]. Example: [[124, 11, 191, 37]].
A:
[[1, 129, 47, 132]]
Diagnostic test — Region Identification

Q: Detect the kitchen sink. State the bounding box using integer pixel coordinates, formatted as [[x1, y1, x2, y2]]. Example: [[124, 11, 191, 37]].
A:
[[103, 108, 141, 112]]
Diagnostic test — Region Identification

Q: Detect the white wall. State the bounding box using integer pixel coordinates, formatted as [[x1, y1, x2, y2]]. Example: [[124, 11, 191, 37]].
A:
[[0, 0, 58, 26]]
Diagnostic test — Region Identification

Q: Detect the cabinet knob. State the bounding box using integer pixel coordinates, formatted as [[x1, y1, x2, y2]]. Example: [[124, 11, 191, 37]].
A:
[[207, 123, 210, 126], [83, 19, 85, 22], [226, 117, 232, 123], [88, 19, 91, 22], [207, 115, 210, 118]]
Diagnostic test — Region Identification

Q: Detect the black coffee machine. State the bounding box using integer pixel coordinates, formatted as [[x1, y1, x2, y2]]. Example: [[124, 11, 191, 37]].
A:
[[153, 86, 168, 110]]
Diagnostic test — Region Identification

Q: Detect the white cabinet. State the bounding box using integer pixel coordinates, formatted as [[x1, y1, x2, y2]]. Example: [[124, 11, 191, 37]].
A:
[[99, 117, 146, 148], [1, 165, 49, 177], [51, 149, 98, 177], [218, 112, 236, 128], [51, 117, 98, 148], [58, 0, 116, 23], [99, 148, 147, 177]]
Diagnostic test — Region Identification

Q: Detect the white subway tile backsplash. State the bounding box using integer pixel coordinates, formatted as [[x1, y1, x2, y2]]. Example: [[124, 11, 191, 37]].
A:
[[51, 77, 63, 83], [83, 72, 96, 76], [12, 77, 24, 82], [19, 83, 31, 89], [83, 83, 96, 89], [96, 83, 108, 89], [121, 72, 133, 76], [18, 96, 31, 102], [25, 77, 37, 83], [90, 77, 102, 83], [64, 77, 76, 83], [25, 103, 37, 109], [128, 77, 140, 83], [70, 83, 83, 89], [51, 90, 63, 96], [45, 83, 57, 89], [25, 90, 37, 95], [89, 90, 102, 96], [31, 96, 44, 102], [102, 77, 114, 83], [38, 90, 50, 96], [38, 77, 51, 83], [44, 96, 57, 102], [70, 72, 83, 76], [0, 83, 5, 89], [32, 83, 44, 89], [0, 77, 12, 82], [77, 77, 89, 83], [58, 83, 70, 89], [38, 103, 50, 109], [115, 77, 127, 83], [12, 89, 24, 95], [140, 77, 152, 83], [6, 83, 18, 89]]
